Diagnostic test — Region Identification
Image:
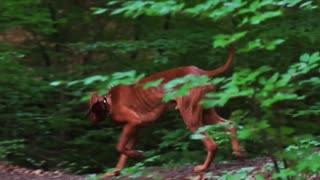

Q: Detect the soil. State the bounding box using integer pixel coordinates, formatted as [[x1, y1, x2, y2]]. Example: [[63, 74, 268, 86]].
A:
[[2, 158, 319, 180], [0, 163, 85, 180], [112, 158, 273, 180], [0, 158, 275, 180]]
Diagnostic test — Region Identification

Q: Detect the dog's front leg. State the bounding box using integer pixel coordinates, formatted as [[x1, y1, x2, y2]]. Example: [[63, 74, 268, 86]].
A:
[[103, 124, 143, 178], [103, 136, 137, 178], [116, 123, 145, 158]]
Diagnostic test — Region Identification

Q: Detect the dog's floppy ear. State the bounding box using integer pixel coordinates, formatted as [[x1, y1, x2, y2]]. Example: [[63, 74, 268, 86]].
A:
[[86, 92, 106, 123], [88, 92, 100, 107]]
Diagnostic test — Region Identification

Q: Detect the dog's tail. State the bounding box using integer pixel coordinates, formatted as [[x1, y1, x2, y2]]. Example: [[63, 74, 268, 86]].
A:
[[206, 45, 234, 77]]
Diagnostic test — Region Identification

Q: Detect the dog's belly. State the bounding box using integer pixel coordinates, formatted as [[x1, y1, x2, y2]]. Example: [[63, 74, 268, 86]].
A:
[[136, 104, 168, 123]]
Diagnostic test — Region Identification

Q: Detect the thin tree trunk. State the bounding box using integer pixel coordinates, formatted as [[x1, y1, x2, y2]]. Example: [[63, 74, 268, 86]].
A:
[[158, 14, 171, 55], [47, 1, 61, 52], [31, 31, 51, 67], [131, 16, 142, 61]]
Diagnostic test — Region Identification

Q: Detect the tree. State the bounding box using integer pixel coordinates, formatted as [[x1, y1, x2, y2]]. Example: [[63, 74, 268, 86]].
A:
[[0, 0, 319, 178]]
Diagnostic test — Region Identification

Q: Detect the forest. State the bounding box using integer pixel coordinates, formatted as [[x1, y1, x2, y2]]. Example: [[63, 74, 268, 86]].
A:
[[0, 0, 320, 179]]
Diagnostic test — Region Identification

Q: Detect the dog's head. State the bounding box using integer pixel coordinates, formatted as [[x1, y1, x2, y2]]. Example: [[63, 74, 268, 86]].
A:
[[86, 92, 110, 123]]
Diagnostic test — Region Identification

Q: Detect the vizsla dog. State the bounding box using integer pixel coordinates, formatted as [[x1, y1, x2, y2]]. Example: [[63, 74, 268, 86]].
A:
[[87, 46, 244, 177]]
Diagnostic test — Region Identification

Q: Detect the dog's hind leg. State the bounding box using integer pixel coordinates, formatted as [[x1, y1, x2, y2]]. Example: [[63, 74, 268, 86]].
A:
[[203, 108, 244, 157], [192, 131, 218, 172], [178, 99, 218, 172]]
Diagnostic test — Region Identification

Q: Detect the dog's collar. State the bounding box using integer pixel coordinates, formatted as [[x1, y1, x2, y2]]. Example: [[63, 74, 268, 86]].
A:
[[103, 95, 108, 112], [103, 95, 112, 116]]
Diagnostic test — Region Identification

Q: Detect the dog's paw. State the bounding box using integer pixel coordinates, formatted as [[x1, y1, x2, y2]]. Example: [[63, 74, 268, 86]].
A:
[[233, 149, 246, 158], [127, 150, 146, 159], [193, 165, 208, 173], [134, 150, 146, 159], [102, 170, 120, 179]]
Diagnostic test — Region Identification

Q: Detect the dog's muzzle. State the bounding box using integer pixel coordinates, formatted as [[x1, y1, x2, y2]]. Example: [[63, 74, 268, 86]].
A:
[[87, 95, 111, 123]]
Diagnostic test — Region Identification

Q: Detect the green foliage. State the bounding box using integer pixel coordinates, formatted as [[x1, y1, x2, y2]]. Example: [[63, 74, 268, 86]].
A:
[[162, 48, 320, 177], [0, 139, 25, 160], [216, 167, 257, 180], [120, 155, 162, 179], [163, 75, 210, 102], [273, 135, 320, 179], [107, 0, 185, 17], [1, 0, 320, 179], [213, 31, 248, 48], [143, 78, 164, 89], [200, 51, 320, 177], [203, 51, 319, 109], [0, 0, 57, 34]]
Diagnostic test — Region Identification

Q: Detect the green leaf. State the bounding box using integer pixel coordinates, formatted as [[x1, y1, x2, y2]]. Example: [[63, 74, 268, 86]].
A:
[[107, 1, 119, 5], [201, 95, 230, 107], [256, 174, 265, 180], [240, 38, 262, 52], [299, 1, 317, 9], [195, 125, 212, 134], [309, 52, 320, 63], [92, 8, 108, 15], [268, 73, 279, 84], [213, 31, 248, 48], [265, 39, 285, 50], [143, 78, 164, 89], [300, 53, 310, 62], [190, 133, 205, 140], [163, 75, 210, 102], [111, 8, 126, 15], [257, 121, 270, 129], [50, 81, 63, 86], [272, 169, 297, 179], [250, 10, 282, 25], [84, 75, 108, 85], [280, 127, 295, 135], [67, 80, 82, 87], [261, 93, 302, 107], [276, 74, 291, 87], [278, 0, 302, 7], [112, 70, 137, 79], [238, 128, 252, 140]]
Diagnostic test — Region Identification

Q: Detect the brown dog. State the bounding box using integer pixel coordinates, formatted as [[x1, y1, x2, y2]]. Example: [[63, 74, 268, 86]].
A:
[[87, 46, 244, 177]]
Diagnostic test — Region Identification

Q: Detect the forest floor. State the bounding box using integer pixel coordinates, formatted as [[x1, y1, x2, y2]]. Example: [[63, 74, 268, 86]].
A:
[[0, 158, 277, 180]]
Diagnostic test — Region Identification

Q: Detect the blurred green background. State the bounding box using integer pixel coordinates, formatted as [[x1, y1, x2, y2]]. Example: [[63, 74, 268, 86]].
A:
[[0, 0, 319, 178]]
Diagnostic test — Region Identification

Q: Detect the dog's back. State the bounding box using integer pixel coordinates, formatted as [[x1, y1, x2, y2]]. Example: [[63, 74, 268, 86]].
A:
[[139, 65, 203, 84]]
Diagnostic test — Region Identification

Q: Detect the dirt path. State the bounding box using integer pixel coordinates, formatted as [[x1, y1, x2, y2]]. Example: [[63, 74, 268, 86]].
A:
[[0, 163, 85, 180], [113, 158, 273, 180], [0, 158, 275, 180]]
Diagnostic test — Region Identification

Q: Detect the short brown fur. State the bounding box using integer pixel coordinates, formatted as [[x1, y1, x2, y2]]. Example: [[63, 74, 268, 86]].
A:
[[87, 46, 244, 178]]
